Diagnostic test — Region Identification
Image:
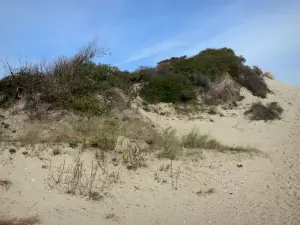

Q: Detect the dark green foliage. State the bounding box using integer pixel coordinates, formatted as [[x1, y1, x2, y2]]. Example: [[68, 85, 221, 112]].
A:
[[130, 66, 155, 82], [252, 65, 263, 76], [141, 73, 197, 103], [69, 139, 80, 148], [173, 48, 245, 80], [139, 47, 268, 104], [62, 94, 107, 116]]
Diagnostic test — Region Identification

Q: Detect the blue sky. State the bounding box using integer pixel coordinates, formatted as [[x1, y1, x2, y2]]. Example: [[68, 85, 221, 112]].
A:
[[0, 0, 299, 85]]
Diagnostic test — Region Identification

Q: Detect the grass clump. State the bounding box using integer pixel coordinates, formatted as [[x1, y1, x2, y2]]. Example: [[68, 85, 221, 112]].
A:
[[156, 128, 260, 159], [245, 101, 283, 121], [156, 128, 181, 160], [182, 129, 222, 150]]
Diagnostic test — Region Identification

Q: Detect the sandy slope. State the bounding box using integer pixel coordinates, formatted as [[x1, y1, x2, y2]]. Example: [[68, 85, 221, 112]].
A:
[[0, 79, 300, 225]]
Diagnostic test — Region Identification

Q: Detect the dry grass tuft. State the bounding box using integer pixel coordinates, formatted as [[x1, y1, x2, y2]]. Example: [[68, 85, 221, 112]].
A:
[[0, 216, 40, 225], [182, 129, 222, 150], [263, 71, 275, 80], [156, 128, 260, 159], [120, 115, 157, 142], [156, 128, 181, 160], [18, 121, 78, 144]]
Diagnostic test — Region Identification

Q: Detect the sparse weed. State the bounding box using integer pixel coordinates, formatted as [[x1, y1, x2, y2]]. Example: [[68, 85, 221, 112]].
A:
[[123, 141, 146, 170]]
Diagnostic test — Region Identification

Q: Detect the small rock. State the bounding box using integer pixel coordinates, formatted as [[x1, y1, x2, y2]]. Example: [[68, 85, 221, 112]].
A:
[[237, 164, 243, 168], [22, 151, 28, 156], [12, 130, 17, 133], [9, 148, 16, 154]]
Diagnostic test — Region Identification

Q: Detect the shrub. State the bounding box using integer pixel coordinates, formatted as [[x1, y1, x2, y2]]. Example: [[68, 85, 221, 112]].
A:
[[245, 101, 283, 121], [130, 66, 155, 82], [238, 65, 269, 98], [89, 118, 119, 151], [62, 94, 107, 116], [0, 40, 127, 114], [141, 73, 196, 103], [252, 66, 263, 76], [204, 74, 241, 105], [188, 71, 211, 89], [173, 48, 245, 80]]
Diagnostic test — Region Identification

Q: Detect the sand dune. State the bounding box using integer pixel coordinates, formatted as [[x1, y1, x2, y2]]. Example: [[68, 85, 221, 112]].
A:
[[0, 79, 299, 225]]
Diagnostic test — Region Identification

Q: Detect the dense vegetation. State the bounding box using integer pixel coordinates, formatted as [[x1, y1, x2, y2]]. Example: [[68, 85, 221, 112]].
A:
[[139, 47, 270, 104], [0, 42, 271, 115]]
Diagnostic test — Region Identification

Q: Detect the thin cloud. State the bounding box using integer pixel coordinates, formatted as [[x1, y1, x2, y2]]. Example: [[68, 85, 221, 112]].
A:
[[117, 40, 185, 65]]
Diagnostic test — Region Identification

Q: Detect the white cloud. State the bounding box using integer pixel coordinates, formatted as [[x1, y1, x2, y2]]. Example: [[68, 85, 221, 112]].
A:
[[117, 40, 185, 65]]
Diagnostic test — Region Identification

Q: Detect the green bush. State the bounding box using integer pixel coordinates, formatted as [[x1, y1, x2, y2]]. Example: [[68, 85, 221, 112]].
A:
[[0, 41, 130, 114], [62, 94, 107, 116], [141, 73, 197, 103], [89, 118, 119, 151], [173, 48, 245, 80], [0, 44, 271, 113]]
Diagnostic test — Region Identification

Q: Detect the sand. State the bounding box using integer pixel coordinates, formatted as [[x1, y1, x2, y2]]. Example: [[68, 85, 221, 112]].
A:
[[0, 79, 299, 225]]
